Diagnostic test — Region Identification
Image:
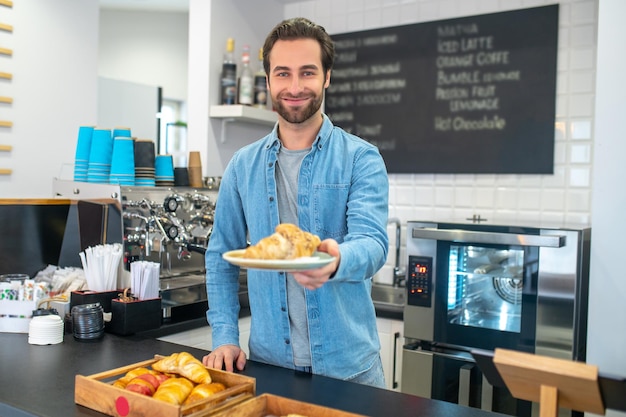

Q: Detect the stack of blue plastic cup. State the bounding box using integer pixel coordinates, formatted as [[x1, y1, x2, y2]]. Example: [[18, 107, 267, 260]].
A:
[[109, 138, 135, 186], [134, 139, 156, 187], [73, 126, 94, 182], [155, 155, 175, 187], [86, 129, 113, 184], [113, 127, 131, 139]]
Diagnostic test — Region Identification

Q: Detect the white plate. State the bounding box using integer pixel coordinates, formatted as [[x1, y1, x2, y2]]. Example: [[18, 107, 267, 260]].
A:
[[223, 250, 335, 272]]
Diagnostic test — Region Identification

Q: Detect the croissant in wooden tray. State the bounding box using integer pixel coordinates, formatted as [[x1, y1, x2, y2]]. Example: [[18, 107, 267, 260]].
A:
[[152, 352, 212, 384], [112, 367, 153, 389], [244, 223, 321, 260], [152, 377, 194, 405], [183, 382, 226, 405]]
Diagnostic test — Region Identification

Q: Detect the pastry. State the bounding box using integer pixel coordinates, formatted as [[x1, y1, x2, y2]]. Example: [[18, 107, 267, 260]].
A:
[[182, 382, 226, 405], [125, 374, 160, 396], [152, 377, 194, 405], [112, 367, 152, 389], [152, 352, 212, 384], [244, 223, 321, 260]]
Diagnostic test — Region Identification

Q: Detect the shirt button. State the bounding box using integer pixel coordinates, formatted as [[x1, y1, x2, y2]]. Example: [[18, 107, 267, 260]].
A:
[[281, 306, 286, 312], [285, 339, 290, 345], [269, 196, 274, 202], [268, 162, 273, 167]]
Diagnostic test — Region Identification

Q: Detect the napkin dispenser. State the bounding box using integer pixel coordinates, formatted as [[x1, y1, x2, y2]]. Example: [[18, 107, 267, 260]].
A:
[[70, 290, 119, 313], [108, 297, 162, 335]]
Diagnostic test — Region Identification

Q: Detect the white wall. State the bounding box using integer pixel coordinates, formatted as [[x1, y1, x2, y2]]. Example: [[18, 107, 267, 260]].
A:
[[97, 77, 159, 141], [99, 9, 188, 101], [588, 0, 626, 416], [0, 0, 98, 198], [187, 0, 284, 176]]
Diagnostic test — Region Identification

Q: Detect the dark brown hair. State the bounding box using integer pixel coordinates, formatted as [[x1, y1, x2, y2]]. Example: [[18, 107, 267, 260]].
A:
[[262, 17, 335, 76]]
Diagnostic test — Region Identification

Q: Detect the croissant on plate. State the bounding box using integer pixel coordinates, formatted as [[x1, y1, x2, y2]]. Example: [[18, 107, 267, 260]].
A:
[[152, 352, 212, 384], [152, 377, 194, 405], [244, 223, 321, 260], [182, 382, 226, 405]]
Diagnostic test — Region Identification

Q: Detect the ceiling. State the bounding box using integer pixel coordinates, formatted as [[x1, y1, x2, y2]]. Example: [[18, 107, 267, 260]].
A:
[[99, 0, 300, 12], [99, 0, 190, 12]]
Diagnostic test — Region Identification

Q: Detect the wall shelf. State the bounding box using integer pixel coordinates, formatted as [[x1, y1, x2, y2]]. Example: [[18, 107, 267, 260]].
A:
[[209, 104, 276, 126], [209, 105, 276, 143]]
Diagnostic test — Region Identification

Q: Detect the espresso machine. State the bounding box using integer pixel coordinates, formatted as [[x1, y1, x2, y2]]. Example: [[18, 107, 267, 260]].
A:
[[52, 179, 247, 322]]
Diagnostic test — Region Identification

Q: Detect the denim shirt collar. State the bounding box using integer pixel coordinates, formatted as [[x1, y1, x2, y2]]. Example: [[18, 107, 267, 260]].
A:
[[264, 113, 333, 152]]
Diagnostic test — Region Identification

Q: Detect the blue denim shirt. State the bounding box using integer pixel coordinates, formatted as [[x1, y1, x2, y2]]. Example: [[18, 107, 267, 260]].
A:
[[205, 114, 389, 381]]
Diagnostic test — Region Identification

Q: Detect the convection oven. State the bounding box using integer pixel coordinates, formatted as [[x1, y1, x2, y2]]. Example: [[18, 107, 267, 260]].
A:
[[401, 220, 591, 417]]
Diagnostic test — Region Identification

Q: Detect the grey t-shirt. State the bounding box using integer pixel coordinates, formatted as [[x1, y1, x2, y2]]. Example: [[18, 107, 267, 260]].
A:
[[275, 145, 311, 367]]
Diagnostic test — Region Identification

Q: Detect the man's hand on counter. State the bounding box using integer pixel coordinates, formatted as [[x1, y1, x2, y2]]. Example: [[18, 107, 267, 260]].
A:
[[202, 344, 247, 372]]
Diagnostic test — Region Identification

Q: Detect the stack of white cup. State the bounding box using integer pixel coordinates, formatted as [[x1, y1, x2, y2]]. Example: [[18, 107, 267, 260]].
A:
[[28, 315, 64, 345]]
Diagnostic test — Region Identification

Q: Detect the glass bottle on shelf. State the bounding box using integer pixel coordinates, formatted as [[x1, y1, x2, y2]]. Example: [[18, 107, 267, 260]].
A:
[[238, 44, 254, 106], [253, 48, 267, 109], [220, 38, 237, 105]]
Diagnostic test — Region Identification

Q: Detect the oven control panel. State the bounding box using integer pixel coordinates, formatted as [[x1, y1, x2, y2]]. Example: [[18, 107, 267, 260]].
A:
[[407, 255, 432, 307]]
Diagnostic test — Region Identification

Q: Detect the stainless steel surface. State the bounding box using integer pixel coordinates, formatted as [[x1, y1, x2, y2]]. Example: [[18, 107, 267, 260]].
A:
[[120, 186, 216, 270], [387, 217, 406, 285], [403, 221, 436, 342], [159, 272, 249, 317], [53, 179, 122, 201], [52, 180, 234, 320], [371, 283, 405, 313], [401, 220, 591, 417], [411, 227, 566, 248], [536, 227, 591, 360], [481, 375, 493, 412], [459, 364, 473, 406], [401, 347, 433, 398]]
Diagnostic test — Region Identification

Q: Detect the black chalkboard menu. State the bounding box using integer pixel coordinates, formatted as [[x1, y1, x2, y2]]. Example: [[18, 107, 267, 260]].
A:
[[325, 5, 558, 174]]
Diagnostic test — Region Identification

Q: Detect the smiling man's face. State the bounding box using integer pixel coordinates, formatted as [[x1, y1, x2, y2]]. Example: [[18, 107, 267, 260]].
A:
[[267, 38, 331, 124]]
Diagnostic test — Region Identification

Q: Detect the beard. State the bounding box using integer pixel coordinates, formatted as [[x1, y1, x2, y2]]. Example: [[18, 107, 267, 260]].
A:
[[272, 90, 324, 124]]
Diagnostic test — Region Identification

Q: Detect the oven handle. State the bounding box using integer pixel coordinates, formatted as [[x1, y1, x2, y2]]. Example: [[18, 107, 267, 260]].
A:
[[411, 227, 566, 248]]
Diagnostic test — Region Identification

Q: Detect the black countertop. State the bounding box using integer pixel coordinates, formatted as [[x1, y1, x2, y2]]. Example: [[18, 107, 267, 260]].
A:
[[0, 332, 504, 417]]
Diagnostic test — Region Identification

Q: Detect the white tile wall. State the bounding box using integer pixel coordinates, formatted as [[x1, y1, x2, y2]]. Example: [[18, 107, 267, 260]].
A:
[[283, 0, 598, 261]]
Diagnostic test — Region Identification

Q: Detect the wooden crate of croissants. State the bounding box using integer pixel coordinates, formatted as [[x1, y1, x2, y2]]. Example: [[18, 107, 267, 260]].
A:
[[210, 393, 367, 417], [75, 352, 256, 417]]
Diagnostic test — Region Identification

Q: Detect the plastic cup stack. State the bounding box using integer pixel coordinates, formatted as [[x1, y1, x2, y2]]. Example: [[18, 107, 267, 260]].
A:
[[174, 167, 190, 186], [188, 151, 203, 188], [134, 139, 156, 187], [86, 128, 113, 184], [155, 155, 175, 187], [112, 126, 131, 139], [28, 315, 64, 345], [71, 303, 105, 341], [73, 126, 94, 182], [109, 137, 135, 186]]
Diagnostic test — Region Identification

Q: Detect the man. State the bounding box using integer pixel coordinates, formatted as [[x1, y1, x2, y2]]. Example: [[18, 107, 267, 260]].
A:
[[202, 17, 389, 388]]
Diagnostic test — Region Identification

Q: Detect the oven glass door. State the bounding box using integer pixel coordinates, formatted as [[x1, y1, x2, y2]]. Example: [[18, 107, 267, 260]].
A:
[[434, 238, 538, 352]]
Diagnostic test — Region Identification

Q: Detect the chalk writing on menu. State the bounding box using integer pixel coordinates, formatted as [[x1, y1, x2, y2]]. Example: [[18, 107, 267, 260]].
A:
[[326, 5, 558, 174], [433, 23, 512, 133], [329, 34, 403, 150]]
